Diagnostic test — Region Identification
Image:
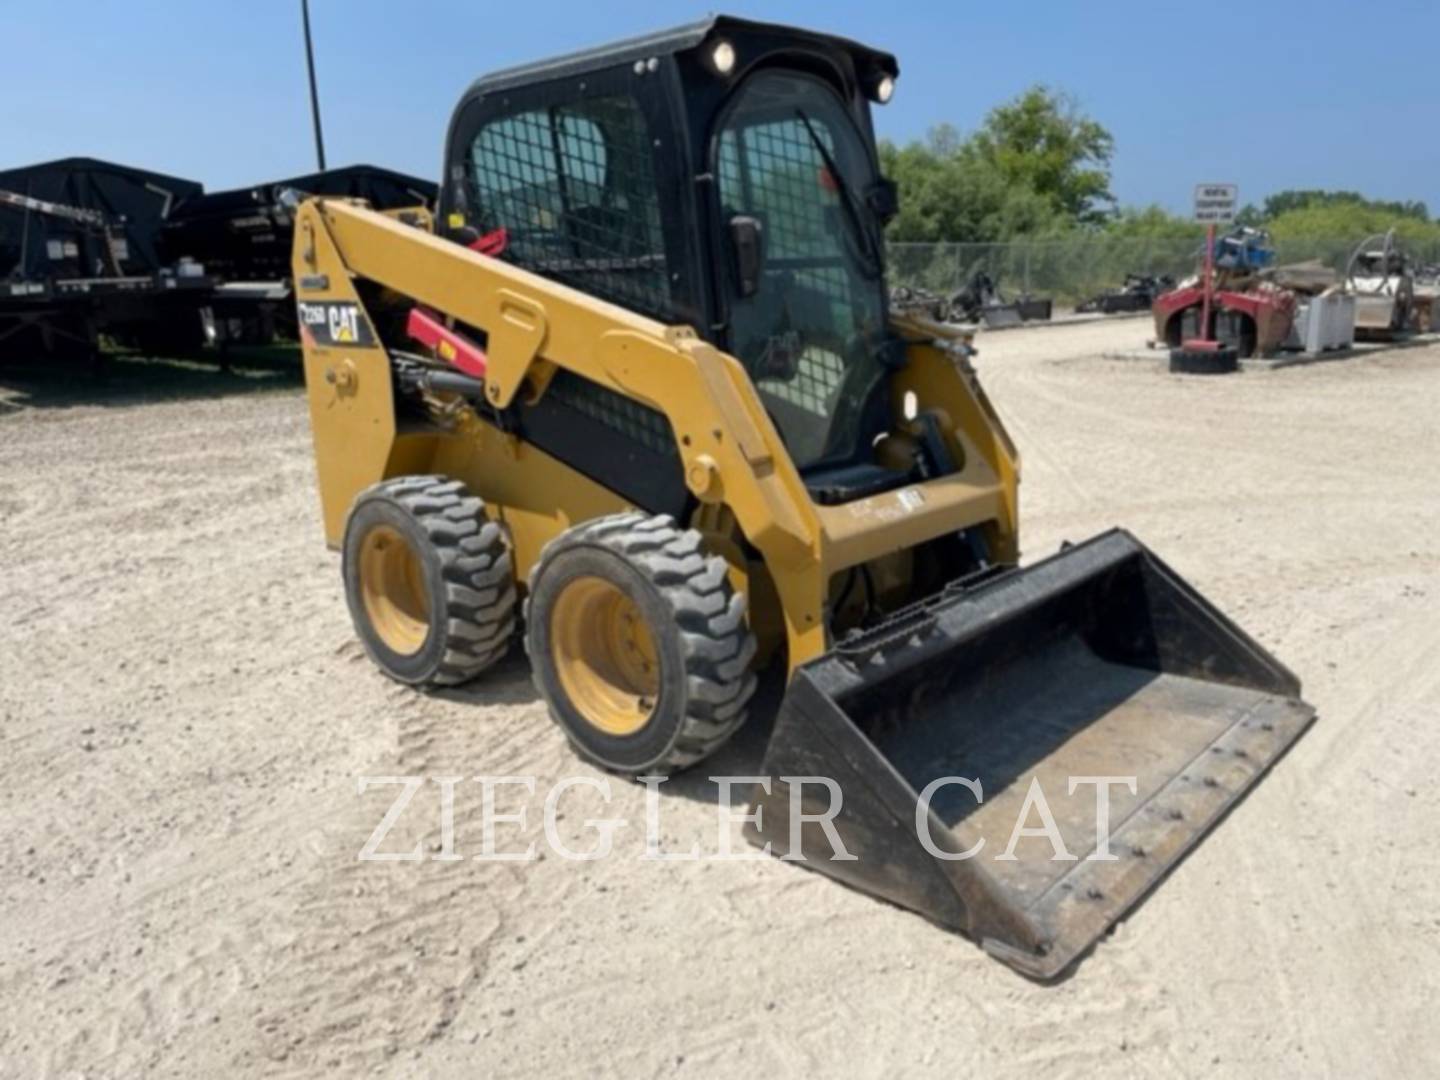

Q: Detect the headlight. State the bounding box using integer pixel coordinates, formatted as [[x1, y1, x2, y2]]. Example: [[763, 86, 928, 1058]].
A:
[[875, 75, 896, 104], [710, 40, 736, 75]]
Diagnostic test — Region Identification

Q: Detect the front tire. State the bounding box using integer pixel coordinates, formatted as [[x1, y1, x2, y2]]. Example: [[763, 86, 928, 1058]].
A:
[[525, 513, 758, 775], [342, 476, 516, 687]]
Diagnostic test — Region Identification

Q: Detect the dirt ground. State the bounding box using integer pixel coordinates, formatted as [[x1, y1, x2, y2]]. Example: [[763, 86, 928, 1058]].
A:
[[2, 321, 1437, 1078]]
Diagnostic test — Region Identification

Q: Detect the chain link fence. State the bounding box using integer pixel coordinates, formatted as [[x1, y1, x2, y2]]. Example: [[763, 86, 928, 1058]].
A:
[[888, 235, 1440, 309]]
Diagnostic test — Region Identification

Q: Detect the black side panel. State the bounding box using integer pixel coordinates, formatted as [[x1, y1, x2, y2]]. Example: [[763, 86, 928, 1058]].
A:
[[519, 370, 689, 516]]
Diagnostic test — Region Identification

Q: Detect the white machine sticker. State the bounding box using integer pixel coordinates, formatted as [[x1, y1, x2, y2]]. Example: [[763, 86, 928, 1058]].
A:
[[296, 301, 376, 347], [897, 487, 926, 513]]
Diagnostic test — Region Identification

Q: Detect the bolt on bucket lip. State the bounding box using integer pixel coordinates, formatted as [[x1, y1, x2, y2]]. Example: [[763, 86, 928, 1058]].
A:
[[978, 688, 1313, 979], [745, 529, 1317, 979]]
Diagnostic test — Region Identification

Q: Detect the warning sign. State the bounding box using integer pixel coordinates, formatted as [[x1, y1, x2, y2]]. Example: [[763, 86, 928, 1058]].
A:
[[1193, 183, 1239, 224]]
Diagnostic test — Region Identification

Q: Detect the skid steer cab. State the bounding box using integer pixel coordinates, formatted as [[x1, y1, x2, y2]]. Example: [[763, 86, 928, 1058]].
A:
[[293, 15, 1314, 978]]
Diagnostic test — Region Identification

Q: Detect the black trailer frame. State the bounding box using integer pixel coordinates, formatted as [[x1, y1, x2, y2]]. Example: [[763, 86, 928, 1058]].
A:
[[0, 158, 211, 365]]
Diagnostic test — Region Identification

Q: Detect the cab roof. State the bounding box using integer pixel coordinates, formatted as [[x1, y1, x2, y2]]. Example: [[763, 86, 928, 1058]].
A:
[[462, 14, 898, 98]]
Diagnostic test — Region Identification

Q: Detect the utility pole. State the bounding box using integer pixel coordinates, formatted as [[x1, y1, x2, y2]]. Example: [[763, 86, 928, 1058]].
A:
[[301, 0, 327, 171]]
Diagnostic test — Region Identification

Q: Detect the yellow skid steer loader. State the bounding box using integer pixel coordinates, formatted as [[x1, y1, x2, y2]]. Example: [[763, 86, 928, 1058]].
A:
[[294, 16, 1314, 978]]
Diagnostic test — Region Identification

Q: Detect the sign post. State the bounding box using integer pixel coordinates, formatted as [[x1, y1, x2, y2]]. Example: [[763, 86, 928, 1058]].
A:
[[1188, 184, 1238, 350]]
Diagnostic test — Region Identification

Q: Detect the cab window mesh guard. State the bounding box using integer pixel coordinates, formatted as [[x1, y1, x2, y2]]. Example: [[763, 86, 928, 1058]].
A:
[[467, 96, 672, 319]]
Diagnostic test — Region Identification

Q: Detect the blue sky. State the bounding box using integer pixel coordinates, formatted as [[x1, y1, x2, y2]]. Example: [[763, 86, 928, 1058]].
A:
[[8, 1, 1439, 215]]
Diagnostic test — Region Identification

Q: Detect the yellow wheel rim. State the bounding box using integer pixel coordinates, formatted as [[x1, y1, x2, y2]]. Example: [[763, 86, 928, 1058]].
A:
[[358, 524, 431, 655], [550, 576, 660, 736]]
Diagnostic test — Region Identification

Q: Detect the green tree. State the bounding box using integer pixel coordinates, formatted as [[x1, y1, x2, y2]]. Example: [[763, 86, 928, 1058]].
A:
[[878, 126, 1064, 244], [970, 86, 1116, 225], [1264, 203, 1440, 264], [1261, 189, 1429, 222], [1234, 203, 1265, 227], [1230, 190, 1440, 263], [1105, 205, 1204, 241]]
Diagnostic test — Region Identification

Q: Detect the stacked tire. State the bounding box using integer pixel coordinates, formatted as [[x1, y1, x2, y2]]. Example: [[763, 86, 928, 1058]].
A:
[[1169, 346, 1238, 375]]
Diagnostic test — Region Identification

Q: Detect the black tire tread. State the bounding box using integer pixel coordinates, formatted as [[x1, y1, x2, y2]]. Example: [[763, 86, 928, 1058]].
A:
[[524, 511, 758, 774], [355, 475, 516, 686], [1169, 346, 1239, 375]]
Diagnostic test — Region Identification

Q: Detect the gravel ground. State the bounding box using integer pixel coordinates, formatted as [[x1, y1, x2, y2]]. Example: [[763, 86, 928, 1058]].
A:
[[1, 321, 1437, 1078]]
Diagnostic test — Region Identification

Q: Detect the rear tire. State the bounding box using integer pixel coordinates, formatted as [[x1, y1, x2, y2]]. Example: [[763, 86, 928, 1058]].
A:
[[342, 475, 516, 687], [1169, 346, 1238, 375], [525, 512, 758, 775]]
